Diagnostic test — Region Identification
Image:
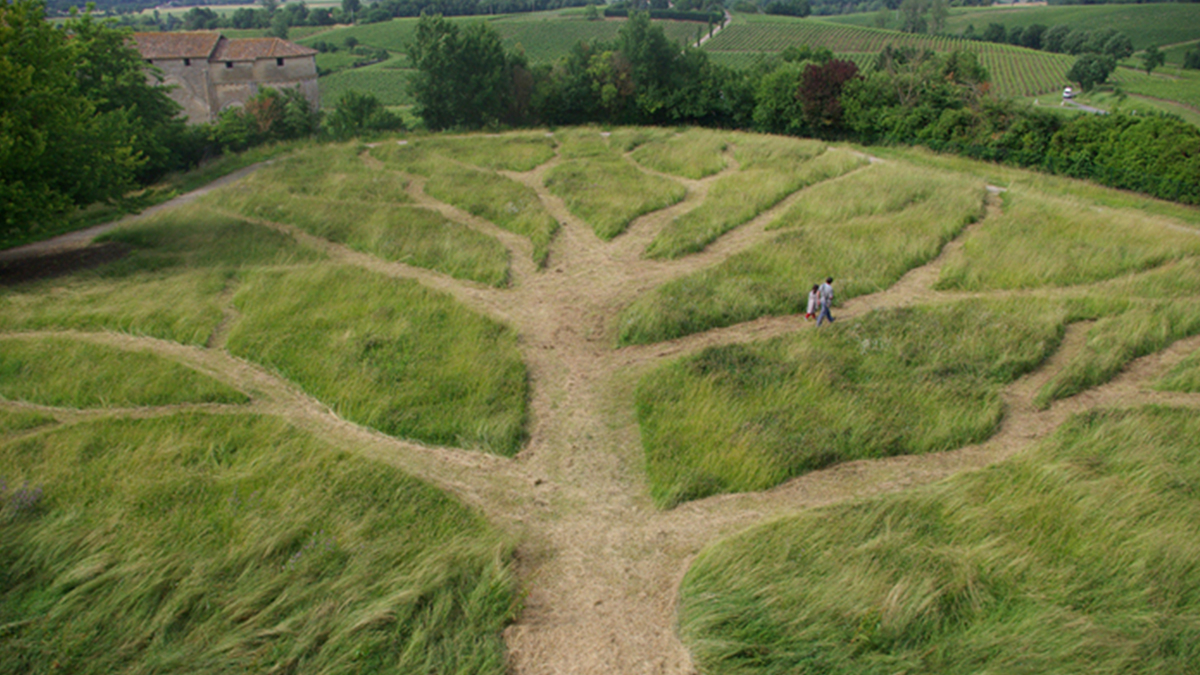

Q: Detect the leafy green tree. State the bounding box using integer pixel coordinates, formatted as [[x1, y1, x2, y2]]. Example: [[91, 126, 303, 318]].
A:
[[899, 0, 927, 34], [1103, 33, 1133, 61], [1141, 46, 1166, 76], [408, 14, 512, 130], [752, 63, 805, 134], [982, 22, 1005, 43], [1067, 53, 1116, 92], [927, 0, 947, 34], [1, 0, 157, 238], [1023, 24, 1046, 50], [1185, 48, 1200, 71], [1043, 25, 1071, 53]]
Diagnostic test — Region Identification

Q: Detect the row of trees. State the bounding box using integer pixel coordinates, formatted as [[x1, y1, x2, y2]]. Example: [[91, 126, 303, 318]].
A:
[[407, 12, 1200, 204]]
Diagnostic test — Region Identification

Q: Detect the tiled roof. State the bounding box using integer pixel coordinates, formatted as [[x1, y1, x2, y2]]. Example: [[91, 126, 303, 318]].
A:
[[131, 31, 221, 60], [212, 37, 318, 62]]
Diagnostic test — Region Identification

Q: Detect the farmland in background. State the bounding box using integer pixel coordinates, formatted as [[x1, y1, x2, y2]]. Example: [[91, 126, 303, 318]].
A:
[[704, 14, 1076, 98]]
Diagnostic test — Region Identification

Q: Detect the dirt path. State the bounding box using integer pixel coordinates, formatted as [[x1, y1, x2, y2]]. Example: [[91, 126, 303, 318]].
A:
[[5, 135, 1200, 674]]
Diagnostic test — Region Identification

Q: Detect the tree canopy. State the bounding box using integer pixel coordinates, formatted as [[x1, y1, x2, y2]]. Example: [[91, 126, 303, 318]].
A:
[[1, 0, 175, 238]]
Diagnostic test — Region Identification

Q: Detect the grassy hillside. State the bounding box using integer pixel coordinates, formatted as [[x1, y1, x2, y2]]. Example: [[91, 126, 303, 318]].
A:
[[680, 406, 1200, 674], [1, 413, 516, 674]]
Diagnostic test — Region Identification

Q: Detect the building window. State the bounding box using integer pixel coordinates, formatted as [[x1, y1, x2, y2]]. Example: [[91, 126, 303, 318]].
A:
[[277, 58, 284, 67], [225, 61, 233, 69], [184, 58, 191, 66]]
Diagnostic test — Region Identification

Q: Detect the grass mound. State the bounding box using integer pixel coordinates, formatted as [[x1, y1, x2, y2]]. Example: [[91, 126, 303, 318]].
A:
[[619, 163, 981, 345], [0, 413, 516, 674], [636, 299, 1065, 507], [937, 187, 1200, 291], [546, 157, 686, 240], [0, 336, 247, 408], [680, 406, 1200, 674], [643, 137, 840, 259], [228, 265, 527, 456]]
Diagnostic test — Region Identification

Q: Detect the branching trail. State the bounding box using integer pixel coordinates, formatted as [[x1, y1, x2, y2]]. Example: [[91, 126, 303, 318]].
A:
[[7, 135, 1200, 675]]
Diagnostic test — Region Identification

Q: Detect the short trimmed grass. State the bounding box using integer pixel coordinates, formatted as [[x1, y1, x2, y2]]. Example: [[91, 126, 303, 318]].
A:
[[227, 265, 528, 455], [636, 299, 1065, 507], [679, 406, 1200, 674], [545, 157, 686, 240], [644, 144, 860, 259], [0, 336, 247, 408], [0, 413, 516, 674], [619, 162, 981, 345], [938, 187, 1200, 291]]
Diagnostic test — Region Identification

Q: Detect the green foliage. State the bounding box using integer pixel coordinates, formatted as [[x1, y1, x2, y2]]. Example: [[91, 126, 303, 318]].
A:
[[213, 87, 320, 152], [680, 406, 1200, 674], [227, 265, 528, 455], [1067, 53, 1116, 92], [0, 413, 516, 673], [326, 90, 405, 140], [0, 336, 247, 408], [1141, 45, 1166, 76], [1, 0, 144, 239], [409, 14, 515, 130], [636, 299, 1065, 506]]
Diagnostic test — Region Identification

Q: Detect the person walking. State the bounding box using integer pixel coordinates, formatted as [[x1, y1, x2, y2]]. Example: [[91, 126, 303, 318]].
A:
[[816, 276, 835, 326], [805, 284, 820, 320]]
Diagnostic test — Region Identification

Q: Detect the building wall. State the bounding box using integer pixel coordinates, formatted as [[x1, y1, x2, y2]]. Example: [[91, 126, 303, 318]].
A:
[[148, 58, 216, 124], [211, 57, 319, 114]]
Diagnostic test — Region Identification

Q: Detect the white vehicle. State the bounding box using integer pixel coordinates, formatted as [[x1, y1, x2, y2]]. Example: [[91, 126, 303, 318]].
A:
[[1063, 87, 1075, 99]]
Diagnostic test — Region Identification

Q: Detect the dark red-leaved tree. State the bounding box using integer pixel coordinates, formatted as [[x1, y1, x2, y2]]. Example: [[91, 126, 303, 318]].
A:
[[798, 59, 860, 131]]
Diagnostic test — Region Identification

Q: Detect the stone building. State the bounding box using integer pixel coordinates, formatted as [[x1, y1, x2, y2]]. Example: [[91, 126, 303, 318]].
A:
[[132, 31, 319, 124]]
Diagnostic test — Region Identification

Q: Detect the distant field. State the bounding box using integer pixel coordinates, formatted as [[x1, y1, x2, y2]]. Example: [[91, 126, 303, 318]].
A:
[[824, 4, 1200, 52], [703, 14, 1076, 98]]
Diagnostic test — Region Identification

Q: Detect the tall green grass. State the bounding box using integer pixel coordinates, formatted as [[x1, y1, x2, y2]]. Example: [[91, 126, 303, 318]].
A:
[[0, 209, 317, 345], [680, 406, 1200, 674], [938, 187, 1200, 291], [0, 410, 54, 435], [227, 265, 527, 455], [636, 299, 1065, 507], [218, 188, 511, 286], [379, 134, 557, 173], [423, 164, 559, 267], [0, 413, 516, 674], [246, 144, 414, 203], [0, 337, 247, 408], [545, 157, 686, 240], [629, 127, 731, 179], [619, 163, 979, 345], [643, 145, 859, 259], [1154, 347, 1200, 393], [1037, 298, 1200, 408]]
